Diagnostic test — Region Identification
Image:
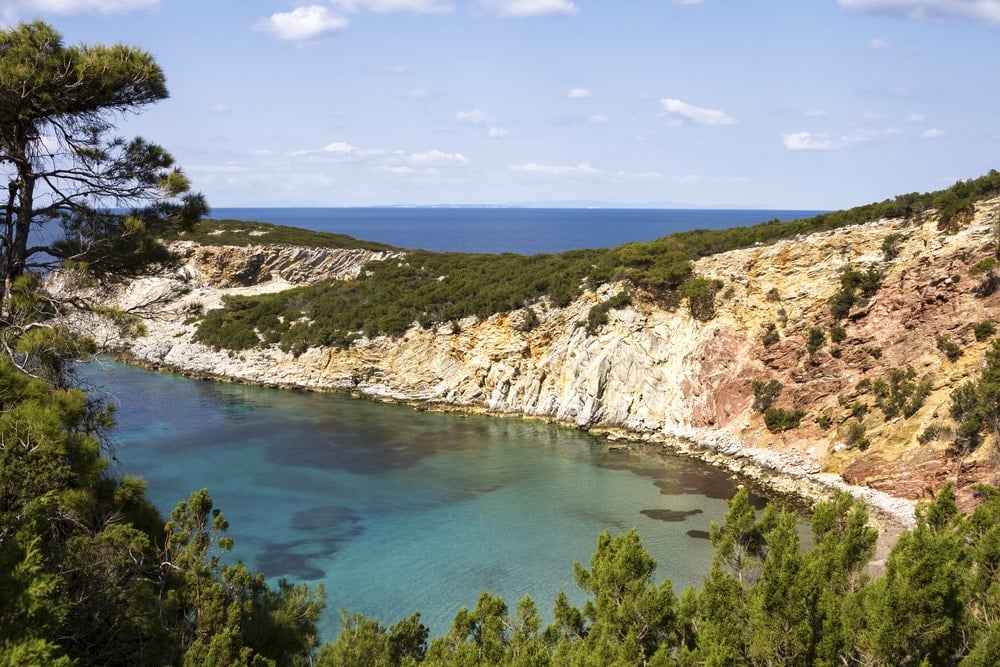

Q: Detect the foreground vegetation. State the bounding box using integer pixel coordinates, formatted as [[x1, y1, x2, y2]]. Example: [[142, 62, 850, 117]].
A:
[[191, 171, 1000, 352], [5, 353, 1000, 665]]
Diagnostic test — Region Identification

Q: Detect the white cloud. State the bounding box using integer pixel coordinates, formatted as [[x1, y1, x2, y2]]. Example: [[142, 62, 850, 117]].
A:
[[405, 89, 428, 98], [456, 109, 495, 126], [479, 0, 579, 17], [870, 37, 891, 50], [660, 98, 737, 126], [906, 112, 927, 122], [568, 87, 591, 99], [211, 104, 230, 114], [255, 5, 348, 41], [782, 127, 902, 150], [331, 0, 454, 14], [782, 132, 841, 151], [289, 141, 386, 160], [922, 127, 945, 138], [488, 126, 511, 138], [12, 0, 158, 14], [510, 161, 602, 176], [839, 0, 1000, 26], [407, 149, 470, 166], [589, 114, 609, 124]]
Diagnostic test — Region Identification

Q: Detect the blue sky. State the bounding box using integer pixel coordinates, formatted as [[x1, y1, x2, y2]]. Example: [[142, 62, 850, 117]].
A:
[[3, 1, 999, 209]]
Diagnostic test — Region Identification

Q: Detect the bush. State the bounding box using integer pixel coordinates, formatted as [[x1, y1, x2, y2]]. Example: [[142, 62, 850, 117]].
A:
[[586, 291, 631, 335], [762, 323, 780, 347], [680, 277, 721, 321], [870, 366, 932, 420], [918, 423, 950, 444], [806, 327, 826, 355], [830, 325, 847, 343], [764, 407, 805, 432], [937, 334, 963, 362], [882, 233, 904, 261], [844, 420, 870, 450], [829, 266, 882, 320], [751, 379, 783, 412], [974, 320, 996, 342]]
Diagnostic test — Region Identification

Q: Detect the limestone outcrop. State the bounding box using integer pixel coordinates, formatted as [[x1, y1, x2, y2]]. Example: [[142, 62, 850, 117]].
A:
[[54, 199, 1000, 526]]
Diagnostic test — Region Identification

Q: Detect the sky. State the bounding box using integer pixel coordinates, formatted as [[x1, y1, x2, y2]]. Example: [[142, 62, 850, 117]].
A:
[[2, 1, 999, 209]]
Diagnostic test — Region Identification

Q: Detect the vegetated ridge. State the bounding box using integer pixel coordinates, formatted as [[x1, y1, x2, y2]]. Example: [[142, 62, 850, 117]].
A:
[[55, 171, 1000, 521]]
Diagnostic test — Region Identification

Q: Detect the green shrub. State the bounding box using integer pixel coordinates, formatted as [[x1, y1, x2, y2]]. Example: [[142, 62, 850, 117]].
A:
[[937, 334, 963, 362], [974, 320, 996, 342], [586, 291, 631, 335], [680, 278, 721, 321], [844, 420, 870, 450], [881, 232, 904, 261], [918, 423, 950, 444], [870, 366, 932, 420], [829, 266, 882, 320], [830, 325, 847, 343], [806, 327, 826, 355], [764, 407, 805, 432], [762, 323, 780, 347], [765, 287, 781, 302], [751, 379, 783, 412]]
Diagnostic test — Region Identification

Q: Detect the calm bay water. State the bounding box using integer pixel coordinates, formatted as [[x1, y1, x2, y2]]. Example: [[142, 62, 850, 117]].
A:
[[209, 207, 824, 254], [84, 208, 795, 640], [83, 360, 760, 640]]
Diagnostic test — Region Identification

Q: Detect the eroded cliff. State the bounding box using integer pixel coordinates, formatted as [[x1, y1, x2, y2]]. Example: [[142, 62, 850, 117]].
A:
[[54, 200, 1000, 524]]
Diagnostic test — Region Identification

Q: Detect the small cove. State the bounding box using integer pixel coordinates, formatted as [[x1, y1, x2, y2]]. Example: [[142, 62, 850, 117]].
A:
[[80, 358, 768, 639]]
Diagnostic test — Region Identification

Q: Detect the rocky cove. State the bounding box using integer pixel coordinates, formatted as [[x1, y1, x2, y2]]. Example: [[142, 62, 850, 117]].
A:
[[51, 198, 1000, 530]]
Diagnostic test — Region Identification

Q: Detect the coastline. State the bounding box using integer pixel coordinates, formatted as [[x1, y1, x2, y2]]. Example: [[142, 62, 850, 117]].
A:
[[59, 204, 1000, 544], [110, 347, 918, 532]]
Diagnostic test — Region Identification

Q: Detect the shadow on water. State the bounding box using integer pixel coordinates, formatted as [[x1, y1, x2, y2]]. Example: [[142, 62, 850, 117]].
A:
[[640, 508, 704, 522], [597, 445, 771, 508]]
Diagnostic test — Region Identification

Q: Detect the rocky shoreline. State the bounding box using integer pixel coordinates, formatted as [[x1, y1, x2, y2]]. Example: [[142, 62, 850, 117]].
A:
[[109, 344, 918, 531]]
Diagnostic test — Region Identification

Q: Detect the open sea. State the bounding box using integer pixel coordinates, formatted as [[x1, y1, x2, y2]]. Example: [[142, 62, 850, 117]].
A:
[[89, 207, 814, 640], [209, 207, 824, 254]]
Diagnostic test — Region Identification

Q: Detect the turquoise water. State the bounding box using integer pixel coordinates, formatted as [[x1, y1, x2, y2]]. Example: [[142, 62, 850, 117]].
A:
[[80, 360, 757, 640]]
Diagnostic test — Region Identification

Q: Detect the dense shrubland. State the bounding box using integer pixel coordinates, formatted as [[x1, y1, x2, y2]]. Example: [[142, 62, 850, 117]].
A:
[[191, 171, 1000, 352]]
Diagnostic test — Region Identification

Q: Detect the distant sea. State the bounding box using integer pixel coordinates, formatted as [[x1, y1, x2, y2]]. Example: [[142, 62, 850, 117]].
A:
[[209, 207, 826, 254]]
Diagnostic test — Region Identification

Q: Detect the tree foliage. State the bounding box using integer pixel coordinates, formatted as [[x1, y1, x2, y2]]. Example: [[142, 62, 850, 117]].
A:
[[0, 20, 206, 386]]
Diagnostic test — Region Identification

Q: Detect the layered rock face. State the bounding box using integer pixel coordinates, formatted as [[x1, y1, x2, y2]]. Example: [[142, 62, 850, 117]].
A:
[[57, 200, 1000, 524]]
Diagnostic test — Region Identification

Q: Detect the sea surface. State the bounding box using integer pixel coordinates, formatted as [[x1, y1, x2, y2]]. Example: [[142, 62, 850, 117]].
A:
[[87, 207, 804, 640], [209, 207, 824, 254]]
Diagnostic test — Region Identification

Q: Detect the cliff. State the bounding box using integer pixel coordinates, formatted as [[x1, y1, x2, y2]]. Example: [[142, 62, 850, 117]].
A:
[[53, 199, 1000, 526]]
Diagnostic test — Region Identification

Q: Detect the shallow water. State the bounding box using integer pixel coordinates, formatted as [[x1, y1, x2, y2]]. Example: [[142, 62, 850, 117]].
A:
[[80, 359, 760, 639]]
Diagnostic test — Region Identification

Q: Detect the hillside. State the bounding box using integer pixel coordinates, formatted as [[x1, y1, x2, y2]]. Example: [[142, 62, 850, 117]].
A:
[[50, 182, 1000, 525]]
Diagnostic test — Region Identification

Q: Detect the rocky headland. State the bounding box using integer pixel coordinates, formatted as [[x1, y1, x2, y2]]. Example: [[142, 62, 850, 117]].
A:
[[51, 198, 1000, 529]]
